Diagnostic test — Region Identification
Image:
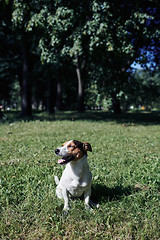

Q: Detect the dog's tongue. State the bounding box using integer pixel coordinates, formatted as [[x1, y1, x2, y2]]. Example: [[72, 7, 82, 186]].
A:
[[58, 159, 64, 164], [57, 157, 67, 164], [57, 156, 74, 165]]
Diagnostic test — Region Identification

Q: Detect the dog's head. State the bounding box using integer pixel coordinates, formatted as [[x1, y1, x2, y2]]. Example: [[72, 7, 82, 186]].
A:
[[55, 140, 92, 165]]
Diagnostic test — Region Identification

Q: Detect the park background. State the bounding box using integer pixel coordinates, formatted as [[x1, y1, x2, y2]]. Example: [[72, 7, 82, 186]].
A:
[[0, 1, 160, 239], [0, 0, 160, 115]]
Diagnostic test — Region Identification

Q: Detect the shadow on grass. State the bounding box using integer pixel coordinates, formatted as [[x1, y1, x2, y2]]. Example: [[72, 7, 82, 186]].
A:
[[1, 110, 160, 125], [91, 183, 133, 203], [54, 110, 160, 126]]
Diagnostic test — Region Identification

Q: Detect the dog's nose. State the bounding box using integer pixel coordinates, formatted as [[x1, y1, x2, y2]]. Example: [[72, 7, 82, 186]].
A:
[[55, 149, 60, 155]]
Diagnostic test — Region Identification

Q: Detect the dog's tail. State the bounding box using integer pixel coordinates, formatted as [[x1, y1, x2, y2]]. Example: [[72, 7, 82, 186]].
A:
[[54, 176, 60, 185]]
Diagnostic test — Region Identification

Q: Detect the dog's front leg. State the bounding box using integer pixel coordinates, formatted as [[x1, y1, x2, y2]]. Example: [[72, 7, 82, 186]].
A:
[[84, 188, 92, 210], [62, 188, 70, 211]]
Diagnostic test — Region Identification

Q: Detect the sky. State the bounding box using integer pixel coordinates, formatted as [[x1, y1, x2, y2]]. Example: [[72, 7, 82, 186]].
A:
[[130, 49, 157, 71], [130, 62, 143, 70]]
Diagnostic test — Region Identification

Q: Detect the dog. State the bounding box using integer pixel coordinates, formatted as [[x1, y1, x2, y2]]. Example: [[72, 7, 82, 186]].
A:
[[54, 140, 98, 211]]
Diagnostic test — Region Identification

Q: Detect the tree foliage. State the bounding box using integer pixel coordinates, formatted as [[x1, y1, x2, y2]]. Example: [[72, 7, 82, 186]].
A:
[[0, 0, 160, 115], [130, 69, 160, 107]]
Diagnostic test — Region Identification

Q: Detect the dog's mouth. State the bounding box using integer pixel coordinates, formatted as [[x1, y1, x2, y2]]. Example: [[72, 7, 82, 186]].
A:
[[57, 155, 75, 165]]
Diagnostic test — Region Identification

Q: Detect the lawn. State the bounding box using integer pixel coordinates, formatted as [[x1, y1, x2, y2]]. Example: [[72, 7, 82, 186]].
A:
[[0, 111, 160, 239]]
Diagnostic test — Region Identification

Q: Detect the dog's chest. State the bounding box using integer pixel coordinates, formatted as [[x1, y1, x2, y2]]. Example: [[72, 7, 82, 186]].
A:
[[67, 178, 90, 197], [60, 163, 92, 197]]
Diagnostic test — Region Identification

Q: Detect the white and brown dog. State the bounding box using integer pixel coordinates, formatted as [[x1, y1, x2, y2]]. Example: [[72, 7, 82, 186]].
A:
[[54, 140, 98, 211]]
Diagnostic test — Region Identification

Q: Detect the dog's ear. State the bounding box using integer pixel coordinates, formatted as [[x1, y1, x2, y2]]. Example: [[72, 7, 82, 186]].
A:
[[83, 142, 92, 152]]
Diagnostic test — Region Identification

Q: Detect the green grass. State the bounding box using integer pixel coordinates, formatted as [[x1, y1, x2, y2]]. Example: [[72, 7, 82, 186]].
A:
[[0, 111, 160, 239]]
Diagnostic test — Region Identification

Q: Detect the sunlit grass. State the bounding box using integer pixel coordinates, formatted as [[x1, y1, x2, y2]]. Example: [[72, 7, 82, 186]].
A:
[[0, 111, 160, 239]]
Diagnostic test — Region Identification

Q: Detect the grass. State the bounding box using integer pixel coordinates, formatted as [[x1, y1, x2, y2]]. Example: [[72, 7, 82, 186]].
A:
[[0, 111, 160, 239]]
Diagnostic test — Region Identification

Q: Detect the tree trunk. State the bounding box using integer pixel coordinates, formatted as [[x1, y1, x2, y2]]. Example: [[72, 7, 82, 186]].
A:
[[20, 36, 32, 117], [55, 71, 62, 111], [76, 54, 85, 112], [46, 75, 54, 114], [112, 94, 121, 114]]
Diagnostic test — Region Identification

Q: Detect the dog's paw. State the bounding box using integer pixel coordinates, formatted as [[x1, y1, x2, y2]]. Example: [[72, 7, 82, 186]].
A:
[[63, 210, 69, 215], [62, 206, 70, 215], [85, 204, 93, 211], [63, 205, 70, 211], [89, 200, 99, 209]]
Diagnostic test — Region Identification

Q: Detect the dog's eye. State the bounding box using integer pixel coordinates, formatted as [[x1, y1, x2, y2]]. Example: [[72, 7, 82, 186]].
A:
[[68, 145, 75, 148]]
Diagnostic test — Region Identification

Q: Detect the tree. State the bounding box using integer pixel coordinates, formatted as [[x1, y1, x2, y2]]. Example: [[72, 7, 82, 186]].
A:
[[11, 1, 33, 116], [11, 0, 58, 115], [86, 0, 160, 112], [1, 0, 160, 114], [129, 69, 160, 107], [28, 1, 93, 111], [29, 0, 160, 112], [0, 0, 21, 108]]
